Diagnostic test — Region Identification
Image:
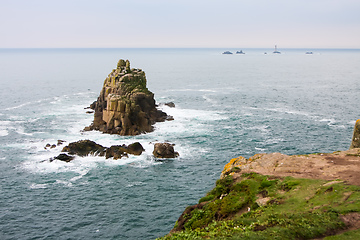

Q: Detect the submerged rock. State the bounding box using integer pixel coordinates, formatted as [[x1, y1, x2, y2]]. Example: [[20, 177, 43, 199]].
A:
[[85, 59, 169, 136], [51, 153, 75, 162], [350, 119, 360, 149], [153, 142, 179, 158], [165, 102, 175, 108]]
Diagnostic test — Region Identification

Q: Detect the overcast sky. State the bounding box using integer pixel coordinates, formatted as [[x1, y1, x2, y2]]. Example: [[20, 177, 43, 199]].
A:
[[1, 0, 359, 48]]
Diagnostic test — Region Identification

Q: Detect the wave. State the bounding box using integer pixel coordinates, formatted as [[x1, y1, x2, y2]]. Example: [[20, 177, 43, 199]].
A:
[[29, 183, 48, 189], [263, 107, 311, 117], [0, 129, 8, 136], [167, 88, 217, 93], [1, 91, 96, 111]]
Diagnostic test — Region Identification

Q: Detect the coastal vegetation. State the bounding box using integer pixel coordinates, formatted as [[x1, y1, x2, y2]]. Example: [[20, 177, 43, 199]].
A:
[[157, 120, 360, 239], [159, 173, 360, 239]]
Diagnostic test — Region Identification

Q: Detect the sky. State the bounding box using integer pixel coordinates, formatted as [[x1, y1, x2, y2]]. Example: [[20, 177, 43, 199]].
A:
[[1, 0, 360, 48]]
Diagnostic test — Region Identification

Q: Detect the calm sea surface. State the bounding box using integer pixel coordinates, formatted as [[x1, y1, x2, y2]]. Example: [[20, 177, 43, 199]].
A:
[[0, 48, 359, 239]]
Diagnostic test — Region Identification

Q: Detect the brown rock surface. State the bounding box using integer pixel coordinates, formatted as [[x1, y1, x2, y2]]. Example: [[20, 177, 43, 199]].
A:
[[350, 119, 360, 149], [221, 149, 360, 186], [153, 143, 179, 158]]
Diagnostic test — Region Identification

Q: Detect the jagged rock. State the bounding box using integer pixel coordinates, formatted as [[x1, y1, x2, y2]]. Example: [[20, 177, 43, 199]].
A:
[[153, 143, 179, 158], [127, 142, 145, 155], [89, 101, 96, 110], [51, 153, 75, 162], [166, 115, 174, 121], [105, 145, 128, 160], [350, 119, 360, 149], [85, 59, 169, 136], [61, 140, 106, 157], [57, 140, 66, 146], [165, 102, 175, 108], [58, 140, 145, 161]]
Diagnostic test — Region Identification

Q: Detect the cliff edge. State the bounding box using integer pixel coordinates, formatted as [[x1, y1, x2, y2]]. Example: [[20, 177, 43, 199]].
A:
[[85, 59, 168, 135], [159, 120, 360, 239]]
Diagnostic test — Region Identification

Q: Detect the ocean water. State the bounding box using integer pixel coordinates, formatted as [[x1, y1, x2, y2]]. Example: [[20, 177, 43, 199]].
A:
[[0, 48, 359, 239]]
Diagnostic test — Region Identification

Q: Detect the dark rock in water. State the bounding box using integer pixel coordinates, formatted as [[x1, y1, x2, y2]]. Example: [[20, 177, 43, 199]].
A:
[[89, 101, 96, 110], [166, 115, 174, 121], [86, 111, 94, 114], [45, 143, 51, 148], [165, 102, 175, 108], [153, 142, 179, 158], [52, 153, 75, 162], [85, 59, 169, 136], [127, 142, 145, 155], [105, 145, 128, 160], [50, 144, 56, 149], [57, 140, 66, 146], [57, 140, 145, 161], [105, 142, 144, 159], [350, 119, 360, 149], [61, 140, 106, 157]]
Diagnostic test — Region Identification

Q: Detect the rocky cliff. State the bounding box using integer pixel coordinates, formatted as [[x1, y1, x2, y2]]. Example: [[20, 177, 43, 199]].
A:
[[85, 59, 168, 135], [158, 120, 360, 239]]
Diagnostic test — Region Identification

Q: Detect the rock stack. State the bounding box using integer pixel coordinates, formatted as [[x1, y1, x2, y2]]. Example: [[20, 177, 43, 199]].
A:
[[85, 59, 169, 135], [350, 119, 360, 149]]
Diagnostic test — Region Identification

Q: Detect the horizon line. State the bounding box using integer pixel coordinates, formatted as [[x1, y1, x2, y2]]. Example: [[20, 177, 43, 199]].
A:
[[1, 47, 360, 50]]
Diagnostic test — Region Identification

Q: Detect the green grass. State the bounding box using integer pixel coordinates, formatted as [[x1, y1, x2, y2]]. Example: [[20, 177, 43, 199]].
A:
[[324, 229, 360, 239], [158, 173, 360, 240]]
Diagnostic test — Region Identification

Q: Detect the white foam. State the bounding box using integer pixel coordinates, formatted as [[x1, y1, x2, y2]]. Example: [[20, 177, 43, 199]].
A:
[[199, 89, 217, 93], [0, 129, 8, 136], [264, 107, 310, 117], [254, 147, 267, 152], [167, 88, 217, 93], [247, 125, 270, 133], [265, 138, 284, 144], [16, 97, 216, 177], [202, 95, 218, 105], [29, 183, 48, 189], [3, 102, 33, 111], [15, 126, 33, 136]]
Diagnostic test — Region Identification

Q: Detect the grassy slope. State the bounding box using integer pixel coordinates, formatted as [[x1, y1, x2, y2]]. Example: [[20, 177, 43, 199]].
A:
[[158, 173, 360, 240]]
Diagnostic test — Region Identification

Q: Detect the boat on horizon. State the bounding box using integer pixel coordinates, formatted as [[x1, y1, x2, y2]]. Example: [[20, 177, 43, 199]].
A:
[[306, 51, 313, 54], [236, 50, 245, 54], [222, 51, 233, 54], [273, 45, 281, 54]]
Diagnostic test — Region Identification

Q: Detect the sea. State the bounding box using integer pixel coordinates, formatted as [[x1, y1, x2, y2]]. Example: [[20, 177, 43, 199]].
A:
[[0, 48, 359, 240]]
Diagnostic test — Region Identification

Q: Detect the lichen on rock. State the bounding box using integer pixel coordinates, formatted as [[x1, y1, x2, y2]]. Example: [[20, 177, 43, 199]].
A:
[[85, 59, 168, 136]]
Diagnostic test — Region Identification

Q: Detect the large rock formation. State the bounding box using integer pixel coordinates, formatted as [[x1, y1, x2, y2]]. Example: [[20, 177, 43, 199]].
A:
[[85, 59, 168, 135], [163, 150, 360, 239], [350, 119, 360, 149], [51, 140, 145, 162]]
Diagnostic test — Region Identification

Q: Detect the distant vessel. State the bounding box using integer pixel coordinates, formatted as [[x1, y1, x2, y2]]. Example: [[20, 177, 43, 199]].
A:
[[236, 50, 245, 54], [222, 51, 233, 54], [273, 45, 281, 54], [305, 51, 313, 54]]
